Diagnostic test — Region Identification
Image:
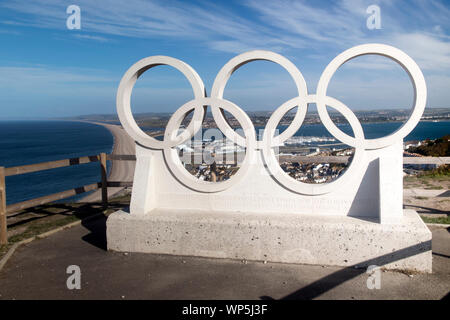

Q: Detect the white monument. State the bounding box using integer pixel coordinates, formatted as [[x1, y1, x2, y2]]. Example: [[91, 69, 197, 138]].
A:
[[107, 44, 432, 272]]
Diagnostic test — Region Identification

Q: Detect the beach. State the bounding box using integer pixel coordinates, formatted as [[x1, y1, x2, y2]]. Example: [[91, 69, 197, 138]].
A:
[[81, 122, 136, 202]]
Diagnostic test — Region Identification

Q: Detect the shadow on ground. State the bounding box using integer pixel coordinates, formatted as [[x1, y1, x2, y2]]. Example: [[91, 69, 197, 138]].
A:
[[260, 241, 435, 300], [404, 204, 449, 215], [6, 201, 128, 248], [80, 203, 129, 250]]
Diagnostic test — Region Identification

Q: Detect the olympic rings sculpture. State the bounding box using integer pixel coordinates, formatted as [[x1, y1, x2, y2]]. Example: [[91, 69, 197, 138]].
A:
[[117, 44, 427, 195]]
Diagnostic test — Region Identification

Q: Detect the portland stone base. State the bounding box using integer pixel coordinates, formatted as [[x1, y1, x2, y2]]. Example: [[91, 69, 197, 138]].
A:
[[107, 209, 432, 273]]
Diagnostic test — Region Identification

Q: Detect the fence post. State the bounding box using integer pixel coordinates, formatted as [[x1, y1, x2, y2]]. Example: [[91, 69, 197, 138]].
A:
[[100, 153, 108, 206], [0, 167, 7, 245]]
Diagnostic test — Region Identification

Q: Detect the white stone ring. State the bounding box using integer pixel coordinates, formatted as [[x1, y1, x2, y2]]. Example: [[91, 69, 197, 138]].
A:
[[116, 55, 206, 150], [163, 97, 257, 193], [261, 94, 365, 195], [116, 44, 426, 194], [316, 44, 427, 150], [210, 50, 308, 150]]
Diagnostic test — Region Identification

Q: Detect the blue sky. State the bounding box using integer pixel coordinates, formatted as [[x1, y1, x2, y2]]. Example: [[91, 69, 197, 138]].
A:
[[0, 0, 449, 119]]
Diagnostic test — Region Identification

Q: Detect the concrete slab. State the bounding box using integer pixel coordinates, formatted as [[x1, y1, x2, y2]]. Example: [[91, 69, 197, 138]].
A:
[[107, 209, 432, 272]]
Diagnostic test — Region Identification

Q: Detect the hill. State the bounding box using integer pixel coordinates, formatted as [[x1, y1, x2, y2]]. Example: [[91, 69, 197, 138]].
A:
[[408, 135, 450, 157]]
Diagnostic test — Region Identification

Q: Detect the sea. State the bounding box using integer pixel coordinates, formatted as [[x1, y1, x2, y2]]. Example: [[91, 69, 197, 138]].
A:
[[0, 121, 113, 205], [0, 120, 448, 205]]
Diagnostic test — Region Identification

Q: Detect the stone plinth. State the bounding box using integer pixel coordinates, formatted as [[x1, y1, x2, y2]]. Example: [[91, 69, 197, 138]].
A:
[[107, 209, 432, 273]]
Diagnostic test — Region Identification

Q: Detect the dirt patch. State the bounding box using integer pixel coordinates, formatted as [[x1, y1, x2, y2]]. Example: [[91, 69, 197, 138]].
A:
[[404, 174, 449, 218]]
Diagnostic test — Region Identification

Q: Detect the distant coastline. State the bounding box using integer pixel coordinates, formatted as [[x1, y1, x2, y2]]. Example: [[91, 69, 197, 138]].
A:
[[56, 106, 450, 135], [77, 121, 136, 202]]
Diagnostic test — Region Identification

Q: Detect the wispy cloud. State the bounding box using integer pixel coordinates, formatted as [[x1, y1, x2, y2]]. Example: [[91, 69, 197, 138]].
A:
[[245, 0, 450, 71], [1, 0, 449, 72], [245, 0, 367, 45], [72, 34, 110, 42], [0, 66, 116, 88], [0, 28, 21, 35], [0, 0, 285, 53], [390, 32, 450, 70]]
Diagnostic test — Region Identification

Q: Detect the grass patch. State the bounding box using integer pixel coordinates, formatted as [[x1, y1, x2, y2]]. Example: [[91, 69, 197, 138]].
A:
[[414, 196, 428, 200], [424, 185, 444, 190], [0, 244, 10, 258], [109, 194, 131, 203], [421, 216, 450, 224], [404, 170, 449, 190], [418, 165, 450, 178], [1, 217, 84, 262], [7, 214, 80, 244]]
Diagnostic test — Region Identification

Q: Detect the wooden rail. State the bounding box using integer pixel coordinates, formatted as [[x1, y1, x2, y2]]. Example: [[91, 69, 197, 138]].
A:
[[107, 181, 133, 187], [6, 183, 100, 215], [280, 156, 450, 165], [0, 167, 6, 244], [402, 157, 450, 165], [106, 152, 450, 165], [0, 153, 109, 245], [107, 154, 136, 161], [100, 153, 108, 206], [178, 152, 450, 165], [279, 155, 350, 164], [4, 155, 101, 177]]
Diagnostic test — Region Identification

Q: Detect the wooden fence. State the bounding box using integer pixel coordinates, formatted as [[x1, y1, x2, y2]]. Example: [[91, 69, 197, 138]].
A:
[[0, 152, 127, 245], [0, 153, 449, 245]]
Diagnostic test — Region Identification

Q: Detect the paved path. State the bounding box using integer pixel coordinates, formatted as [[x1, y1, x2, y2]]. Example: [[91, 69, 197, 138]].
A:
[[81, 122, 136, 202], [0, 216, 448, 300]]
